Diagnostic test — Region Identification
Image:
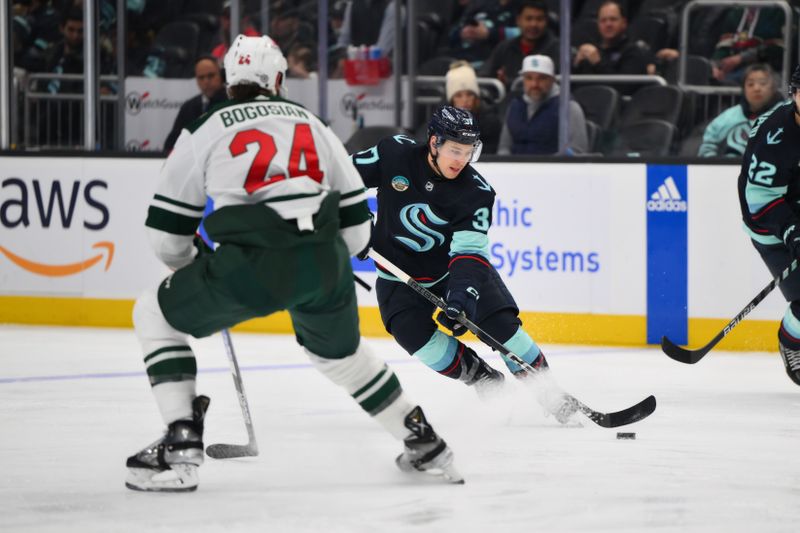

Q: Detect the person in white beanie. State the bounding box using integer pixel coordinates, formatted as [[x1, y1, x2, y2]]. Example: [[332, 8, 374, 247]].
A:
[[445, 61, 502, 153], [497, 54, 588, 155]]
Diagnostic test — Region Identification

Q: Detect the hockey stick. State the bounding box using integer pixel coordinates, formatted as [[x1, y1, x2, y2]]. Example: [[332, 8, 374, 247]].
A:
[[354, 274, 372, 291], [662, 258, 799, 364], [368, 250, 656, 428], [206, 328, 259, 459]]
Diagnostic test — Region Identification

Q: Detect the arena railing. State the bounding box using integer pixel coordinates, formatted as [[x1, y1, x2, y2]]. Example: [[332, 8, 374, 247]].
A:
[[678, 0, 792, 92], [23, 73, 120, 150]]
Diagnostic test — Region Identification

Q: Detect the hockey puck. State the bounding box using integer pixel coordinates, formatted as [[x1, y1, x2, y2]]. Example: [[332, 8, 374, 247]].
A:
[[616, 432, 636, 440]]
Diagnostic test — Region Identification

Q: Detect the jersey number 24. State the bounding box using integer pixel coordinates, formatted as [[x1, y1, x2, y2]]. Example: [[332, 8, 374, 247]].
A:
[[229, 124, 324, 194]]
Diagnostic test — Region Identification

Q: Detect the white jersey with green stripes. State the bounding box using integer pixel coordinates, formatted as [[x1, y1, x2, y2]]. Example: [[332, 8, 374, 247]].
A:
[[146, 93, 370, 269]]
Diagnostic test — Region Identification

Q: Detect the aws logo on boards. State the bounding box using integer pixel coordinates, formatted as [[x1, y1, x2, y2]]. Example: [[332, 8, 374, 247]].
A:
[[1, 178, 114, 277], [647, 176, 687, 212]]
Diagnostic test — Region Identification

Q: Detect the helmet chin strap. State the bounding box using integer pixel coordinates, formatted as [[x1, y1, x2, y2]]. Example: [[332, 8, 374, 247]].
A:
[[428, 140, 445, 178]]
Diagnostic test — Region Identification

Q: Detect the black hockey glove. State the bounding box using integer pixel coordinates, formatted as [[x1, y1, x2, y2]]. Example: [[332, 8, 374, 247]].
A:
[[436, 282, 479, 337], [783, 223, 800, 259]]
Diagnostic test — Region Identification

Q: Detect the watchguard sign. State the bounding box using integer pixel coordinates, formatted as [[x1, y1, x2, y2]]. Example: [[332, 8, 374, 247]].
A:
[[0, 157, 168, 298]]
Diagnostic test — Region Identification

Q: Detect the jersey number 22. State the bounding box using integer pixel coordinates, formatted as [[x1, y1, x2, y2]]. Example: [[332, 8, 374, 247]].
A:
[[229, 124, 324, 194]]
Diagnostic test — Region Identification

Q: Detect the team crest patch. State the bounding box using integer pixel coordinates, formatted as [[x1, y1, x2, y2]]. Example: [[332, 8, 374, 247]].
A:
[[392, 175, 410, 191], [425, 181, 434, 192]]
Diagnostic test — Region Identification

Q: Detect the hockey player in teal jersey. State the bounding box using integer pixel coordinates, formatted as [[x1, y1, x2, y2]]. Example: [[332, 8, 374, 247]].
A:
[[125, 35, 462, 492], [352, 105, 578, 423], [738, 64, 800, 385]]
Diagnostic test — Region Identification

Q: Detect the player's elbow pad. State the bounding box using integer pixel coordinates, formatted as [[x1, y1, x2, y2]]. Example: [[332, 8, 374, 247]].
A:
[[147, 228, 196, 270], [448, 254, 491, 289], [340, 220, 371, 257]]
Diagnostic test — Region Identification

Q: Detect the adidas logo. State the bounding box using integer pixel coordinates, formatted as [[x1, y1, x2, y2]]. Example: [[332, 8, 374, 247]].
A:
[[647, 176, 687, 212]]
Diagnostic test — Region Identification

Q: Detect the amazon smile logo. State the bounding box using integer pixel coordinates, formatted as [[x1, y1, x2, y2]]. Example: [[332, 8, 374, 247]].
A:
[[0, 241, 114, 277]]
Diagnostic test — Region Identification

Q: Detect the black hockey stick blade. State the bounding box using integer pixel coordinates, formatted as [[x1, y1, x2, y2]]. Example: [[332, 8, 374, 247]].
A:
[[574, 394, 657, 428], [206, 443, 259, 459], [661, 335, 714, 364]]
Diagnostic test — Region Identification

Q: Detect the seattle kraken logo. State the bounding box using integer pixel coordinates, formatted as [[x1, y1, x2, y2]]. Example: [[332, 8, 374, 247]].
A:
[[395, 203, 448, 252]]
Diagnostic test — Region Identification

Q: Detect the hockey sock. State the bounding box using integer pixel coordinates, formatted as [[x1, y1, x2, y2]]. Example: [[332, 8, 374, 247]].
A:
[[413, 331, 489, 384], [133, 286, 198, 424], [307, 344, 414, 440], [152, 381, 196, 425], [499, 327, 547, 374], [779, 303, 800, 350]]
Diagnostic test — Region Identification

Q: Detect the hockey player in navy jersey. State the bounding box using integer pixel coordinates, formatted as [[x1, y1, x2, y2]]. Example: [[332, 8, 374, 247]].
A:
[[738, 64, 800, 386], [125, 35, 461, 492], [353, 105, 577, 422]]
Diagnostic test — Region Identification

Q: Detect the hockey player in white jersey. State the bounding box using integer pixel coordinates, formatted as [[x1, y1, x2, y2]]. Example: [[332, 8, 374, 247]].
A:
[[126, 35, 462, 492]]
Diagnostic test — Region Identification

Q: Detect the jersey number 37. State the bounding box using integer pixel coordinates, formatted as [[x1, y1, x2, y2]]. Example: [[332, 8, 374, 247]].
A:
[[229, 124, 324, 194]]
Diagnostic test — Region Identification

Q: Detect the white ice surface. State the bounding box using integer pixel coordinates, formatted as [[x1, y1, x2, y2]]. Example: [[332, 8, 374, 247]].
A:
[[1, 325, 799, 533]]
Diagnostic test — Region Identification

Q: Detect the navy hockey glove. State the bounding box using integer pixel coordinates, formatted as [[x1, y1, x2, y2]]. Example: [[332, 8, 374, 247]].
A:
[[437, 284, 479, 336], [784, 223, 800, 259]]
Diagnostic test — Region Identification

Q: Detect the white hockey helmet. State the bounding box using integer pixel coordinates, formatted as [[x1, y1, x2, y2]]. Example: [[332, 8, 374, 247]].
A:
[[223, 34, 287, 93]]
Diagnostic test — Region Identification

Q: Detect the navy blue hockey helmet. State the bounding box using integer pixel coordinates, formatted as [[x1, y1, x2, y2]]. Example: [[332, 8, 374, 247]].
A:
[[426, 105, 482, 163]]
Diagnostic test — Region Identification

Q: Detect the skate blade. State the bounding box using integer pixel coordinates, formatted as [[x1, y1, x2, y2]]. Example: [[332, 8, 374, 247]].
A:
[[125, 464, 199, 492]]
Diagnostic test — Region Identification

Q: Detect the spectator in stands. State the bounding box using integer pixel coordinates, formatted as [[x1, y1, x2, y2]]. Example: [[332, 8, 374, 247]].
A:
[[42, 6, 83, 93], [572, 1, 650, 77], [211, 1, 260, 60], [448, 0, 517, 69], [12, 0, 61, 72], [710, 6, 785, 85], [269, 2, 316, 57], [337, 0, 404, 57], [445, 61, 502, 154], [163, 56, 226, 152], [497, 55, 588, 155], [480, 0, 558, 89], [698, 63, 783, 158], [287, 43, 316, 79]]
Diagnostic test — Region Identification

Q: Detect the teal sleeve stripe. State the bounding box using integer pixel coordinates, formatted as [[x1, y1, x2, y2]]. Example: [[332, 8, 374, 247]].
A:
[[339, 200, 371, 228], [742, 223, 781, 245], [153, 194, 205, 212], [145, 206, 202, 235], [340, 188, 367, 200], [451, 230, 490, 259], [413, 331, 458, 371], [745, 183, 787, 213]]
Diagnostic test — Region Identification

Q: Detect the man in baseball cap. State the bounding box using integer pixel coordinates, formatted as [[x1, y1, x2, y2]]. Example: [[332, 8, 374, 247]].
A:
[[497, 54, 588, 155]]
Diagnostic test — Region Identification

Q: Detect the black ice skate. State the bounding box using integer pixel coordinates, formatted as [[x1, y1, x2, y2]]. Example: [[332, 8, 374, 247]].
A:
[[396, 406, 464, 484], [451, 345, 505, 399], [125, 395, 210, 492], [779, 342, 800, 386]]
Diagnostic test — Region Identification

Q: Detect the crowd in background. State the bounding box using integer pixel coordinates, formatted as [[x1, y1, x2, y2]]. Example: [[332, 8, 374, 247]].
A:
[[9, 0, 800, 156]]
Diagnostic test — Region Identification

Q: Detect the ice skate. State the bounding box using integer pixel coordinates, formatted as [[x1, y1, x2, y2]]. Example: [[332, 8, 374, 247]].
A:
[[396, 406, 464, 484], [454, 345, 505, 399], [513, 356, 579, 425], [471, 359, 506, 399], [125, 395, 210, 492], [779, 342, 800, 386]]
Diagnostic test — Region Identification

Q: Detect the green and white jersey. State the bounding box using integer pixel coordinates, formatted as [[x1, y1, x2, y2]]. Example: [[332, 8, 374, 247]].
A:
[[145, 94, 370, 269]]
